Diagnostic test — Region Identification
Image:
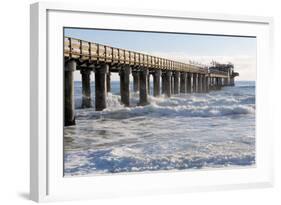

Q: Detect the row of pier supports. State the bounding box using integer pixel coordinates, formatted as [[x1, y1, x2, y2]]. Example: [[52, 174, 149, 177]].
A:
[[64, 60, 233, 126], [209, 76, 234, 90]]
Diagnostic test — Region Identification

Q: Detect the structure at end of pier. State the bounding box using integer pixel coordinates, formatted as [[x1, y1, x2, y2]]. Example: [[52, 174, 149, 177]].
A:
[[209, 61, 239, 88], [63, 37, 239, 126]]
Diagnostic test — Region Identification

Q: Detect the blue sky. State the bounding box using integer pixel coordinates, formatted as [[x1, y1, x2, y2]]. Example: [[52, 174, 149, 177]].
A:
[[65, 28, 256, 81]]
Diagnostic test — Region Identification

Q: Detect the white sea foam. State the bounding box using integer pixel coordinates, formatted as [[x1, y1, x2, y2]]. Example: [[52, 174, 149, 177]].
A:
[[64, 81, 256, 176]]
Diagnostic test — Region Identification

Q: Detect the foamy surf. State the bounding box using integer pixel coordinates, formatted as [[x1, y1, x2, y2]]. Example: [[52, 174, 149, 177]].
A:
[[64, 81, 255, 176]]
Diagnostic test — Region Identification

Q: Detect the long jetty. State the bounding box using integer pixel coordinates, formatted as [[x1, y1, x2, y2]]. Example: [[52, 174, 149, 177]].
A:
[[64, 37, 239, 126]]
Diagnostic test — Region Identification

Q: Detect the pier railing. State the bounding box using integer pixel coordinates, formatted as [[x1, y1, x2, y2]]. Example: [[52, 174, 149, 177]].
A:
[[64, 37, 209, 74]]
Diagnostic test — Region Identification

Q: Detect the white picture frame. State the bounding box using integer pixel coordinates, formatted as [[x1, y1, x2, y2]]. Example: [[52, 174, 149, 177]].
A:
[[30, 2, 274, 202]]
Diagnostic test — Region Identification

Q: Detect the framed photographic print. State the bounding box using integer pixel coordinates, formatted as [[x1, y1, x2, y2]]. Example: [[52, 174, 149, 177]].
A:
[[30, 2, 274, 202]]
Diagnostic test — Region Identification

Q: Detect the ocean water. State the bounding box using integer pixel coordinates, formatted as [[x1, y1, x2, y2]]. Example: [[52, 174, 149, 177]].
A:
[[64, 81, 255, 176]]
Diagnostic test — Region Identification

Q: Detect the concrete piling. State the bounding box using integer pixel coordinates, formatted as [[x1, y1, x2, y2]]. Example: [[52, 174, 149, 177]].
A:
[[80, 69, 92, 108], [201, 74, 205, 92], [153, 70, 161, 97], [198, 74, 203, 93], [201, 74, 205, 93], [171, 75, 174, 95], [95, 64, 109, 111], [187, 73, 192, 93], [180, 72, 187, 93], [139, 68, 149, 105], [132, 71, 140, 92], [193, 73, 198, 93], [161, 74, 165, 94], [219, 78, 223, 89], [147, 74, 151, 95], [205, 76, 209, 92], [119, 65, 131, 106], [212, 78, 214, 90], [215, 77, 222, 90], [163, 71, 172, 97], [64, 60, 76, 126], [107, 72, 111, 92], [230, 77, 234, 86], [215, 77, 219, 90], [173, 71, 180, 94], [224, 77, 229, 86], [209, 77, 213, 90]]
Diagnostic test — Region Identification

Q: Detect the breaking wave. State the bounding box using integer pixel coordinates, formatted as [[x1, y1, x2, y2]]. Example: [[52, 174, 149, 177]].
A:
[[65, 81, 256, 176], [75, 91, 255, 120]]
